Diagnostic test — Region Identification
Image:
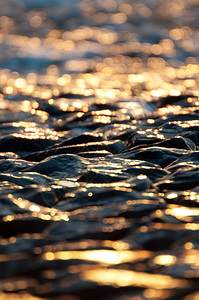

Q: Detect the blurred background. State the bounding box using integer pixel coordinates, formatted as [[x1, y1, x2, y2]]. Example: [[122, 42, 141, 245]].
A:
[[0, 0, 199, 105]]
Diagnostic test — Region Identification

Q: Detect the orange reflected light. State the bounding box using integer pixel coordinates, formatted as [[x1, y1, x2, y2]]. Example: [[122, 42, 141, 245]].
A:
[[8, 196, 69, 222], [154, 255, 176, 266], [81, 268, 190, 289], [169, 89, 181, 96], [144, 289, 171, 299], [151, 90, 163, 97], [14, 78, 27, 89], [3, 86, 13, 94], [166, 206, 199, 218], [166, 193, 178, 200], [44, 249, 152, 265]]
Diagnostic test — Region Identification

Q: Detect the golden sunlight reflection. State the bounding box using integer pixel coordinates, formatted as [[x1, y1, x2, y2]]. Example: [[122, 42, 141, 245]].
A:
[[43, 249, 152, 265], [166, 192, 179, 200], [166, 205, 199, 220], [183, 250, 199, 267], [103, 240, 130, 250], [14, 78, 27, 89], [0, 292, 41, 300], [1, 52, 199, 109], [184, 292, 199, 300], [143, 289, 171, 299], [153, 255, 177, 266], [4, 195, 69, 222], [81, 268, 190, 289], [11, 121, 63, 139]]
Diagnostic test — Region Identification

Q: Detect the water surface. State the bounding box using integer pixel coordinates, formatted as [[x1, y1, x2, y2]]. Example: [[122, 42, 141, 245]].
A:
[[1, 1, 199, 299]]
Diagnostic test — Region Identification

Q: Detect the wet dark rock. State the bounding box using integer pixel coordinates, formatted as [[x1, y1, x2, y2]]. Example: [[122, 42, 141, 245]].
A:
[[0, 112, 33, 124], [0, 196, 26, 217], [25, 154, 85, 179], [0, 255, 32, 279], [12, 186, 59, 206], [182, 131, 199, 146], [159, 120, 199, 135], [61, 188, 153, 210], [0, 172, 52, 186], [111, 200, 165, 219], [156, 167, 199, 190], [0, 158, 33, 172], [58, 93, 93, 99], [134, 228, 194, 251], [44, 219, 131, 241], [37, 101, 68, 116], [166, 151, 199, 168], [0, 218, 52, 238], [123, 147, 188, 168], [152, 136, 196, 151], [0, 152, 19, 160], [157, 112, 199, 123], [89, 103, 119, 111], [0, 135, 56, 154], [50, 133, 103, 148], [105, 140, 127, 154], [77, 170, 127, 183], [124, 165, 169, 181], [133, 134, 163, 147], [23, 140, 126, 161], [77, 150, 110, 158], [156, 95, 195, 108], [95, 124, 133, 140], [110, 129, 137, 147]]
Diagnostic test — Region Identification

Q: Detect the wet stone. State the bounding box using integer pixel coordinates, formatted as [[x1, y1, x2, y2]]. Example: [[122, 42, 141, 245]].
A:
[[0, 158, 34, 172], [24, 154, 85, 179], [133, 227, 198, 251], [50, 133, 103, 148], [0, 135, 56, 154], [77, 170, 127, 183], [123, 146, 188, 168], [23, 140, 126, 162], [77, 150, 111, 158], [124, 165, 169, 181], [0, 218, 52, 238], [156, 167, 199, 191], [151, 136, 196, 151]]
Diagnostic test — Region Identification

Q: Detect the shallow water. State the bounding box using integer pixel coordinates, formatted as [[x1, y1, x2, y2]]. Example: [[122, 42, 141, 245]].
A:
[[1, 0, 199, 299]]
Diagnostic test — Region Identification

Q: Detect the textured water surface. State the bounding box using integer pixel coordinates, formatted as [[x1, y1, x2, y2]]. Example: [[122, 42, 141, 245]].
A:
[[1, 1, 199, 299]]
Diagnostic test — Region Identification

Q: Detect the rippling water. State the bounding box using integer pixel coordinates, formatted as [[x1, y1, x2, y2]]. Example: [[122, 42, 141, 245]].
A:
[[1, 1, 199, 299]]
